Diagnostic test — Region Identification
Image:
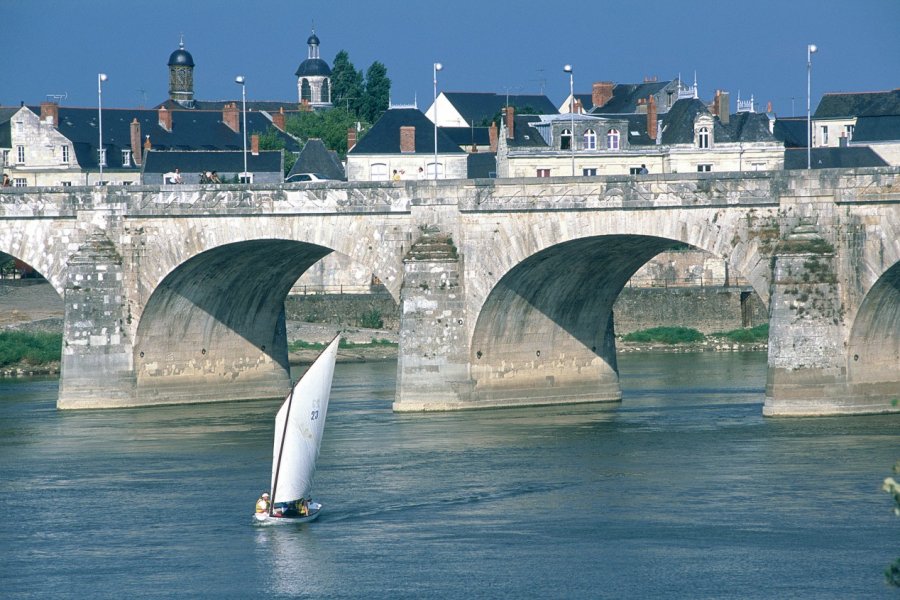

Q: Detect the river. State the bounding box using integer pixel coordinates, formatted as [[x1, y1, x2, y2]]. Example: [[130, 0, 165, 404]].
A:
[[0, 352, 897, 598]]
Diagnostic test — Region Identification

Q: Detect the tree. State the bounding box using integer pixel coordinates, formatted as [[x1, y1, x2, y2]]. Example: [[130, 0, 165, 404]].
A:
[[361, 61, 390, 124], [257, 127, 296, 175], [285, 108, 367, 158], [330, 50, 365, 117]]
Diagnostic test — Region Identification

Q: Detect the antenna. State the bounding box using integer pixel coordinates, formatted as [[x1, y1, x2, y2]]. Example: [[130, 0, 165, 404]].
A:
[[137, 88, 147, 108], [45, 93, 67, 104], [534, 67, 546, 95]]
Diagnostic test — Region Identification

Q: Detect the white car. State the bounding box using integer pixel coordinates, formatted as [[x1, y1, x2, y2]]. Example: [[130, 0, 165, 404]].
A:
[[285, 173, 332, 183]]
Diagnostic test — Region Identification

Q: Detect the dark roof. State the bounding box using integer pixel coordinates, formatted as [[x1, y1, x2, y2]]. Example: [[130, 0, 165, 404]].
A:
[[348, 109, 463, 154], [168, 46, 194, 67], [307, 33, 320, 46], [784, 147, 888, 169], [0, 107, 18, 147], [773, 117, 808, 148], [814, 89, 900, 118], [853, 115, 900, 142], [156, 99, 305, 113], [592, 81, 671, 114], [467, 152, 496, 179], [295, 58, 331, 78], [506, 115, 548, 148], [38, 106, 299, 170], [619, 114, 655, 146], [441, 92, 558, 126], [441, 126, 491, 149], [659, 99, 711, 144], [142, 150, 282, 174], [288, 138, 346, 180], [723, 111, 775, 142]]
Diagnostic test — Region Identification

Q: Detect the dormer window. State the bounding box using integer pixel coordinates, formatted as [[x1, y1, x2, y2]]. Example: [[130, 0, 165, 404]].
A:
[[697, 126, 710, 149], [583, 129, 596, 150], [122, 150, 131, 167], [560, 129, 573, 150], [606, 129, 620, 150]]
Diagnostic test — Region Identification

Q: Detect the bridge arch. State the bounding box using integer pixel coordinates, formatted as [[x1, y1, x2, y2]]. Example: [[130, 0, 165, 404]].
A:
[[0, 221, 72, 295]]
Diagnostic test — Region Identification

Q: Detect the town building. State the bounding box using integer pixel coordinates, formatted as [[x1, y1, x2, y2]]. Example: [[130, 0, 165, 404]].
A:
[[425, 92, 557, 128]]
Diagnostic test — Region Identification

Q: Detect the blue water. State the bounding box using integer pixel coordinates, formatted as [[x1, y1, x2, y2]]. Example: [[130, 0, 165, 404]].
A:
[[0, 352, 897, 598]]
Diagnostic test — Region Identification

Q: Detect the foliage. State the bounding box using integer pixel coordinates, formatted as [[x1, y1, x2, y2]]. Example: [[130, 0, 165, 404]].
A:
[[287, 340, 325, 352], [621, 326, 705, 344], [711, 324, 769, 343], [485, 104, 539, 128], [0, 331, 62, 367], [257, 127, 296, 176], [884, 461, 900, 587], [330, 50, 365, 117], [285, 107, 365, 158], [361, 61, 391, 124], [358, 308, 384, 330]]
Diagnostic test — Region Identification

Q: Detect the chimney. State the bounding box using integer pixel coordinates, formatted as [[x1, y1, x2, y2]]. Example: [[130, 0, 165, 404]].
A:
[[647, 96, 657, 141], [839, 134, 848, 147], [489, 121, 498, 152], [223, 102, 240, 132], [400, 126, 415, 153], [130, 119, 142, 166], [40, 102, 58, 127], [144, 135, 151, 152], [347, 127, 357, 151], [717, 91, 730, 125], [592, 82, 614, 110], [251, 134, 259, 156], [158, 106, 172, 132], [574, 99, 583, 114], [272, 107, 286, 131], [766, 101, 773, 113], [504, 106, 515, 140]]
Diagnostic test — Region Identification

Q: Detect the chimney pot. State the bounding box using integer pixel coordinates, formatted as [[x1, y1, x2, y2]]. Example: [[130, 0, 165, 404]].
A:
[[223, 102, 240, 133], [347, 127, 357, 151], [400, 125, 416, 153], [158, 106, 172, 132], [592, 82, 614, 110], [504, 106, 515, 140], [144, 135, 151, 151], [489, 121, 498, 152], [130, 118, 142, 166], [251, 134, 259, 156], [647, 96, 658, 141], [272, 107, 286, 131], [40, 102, 59, 127]]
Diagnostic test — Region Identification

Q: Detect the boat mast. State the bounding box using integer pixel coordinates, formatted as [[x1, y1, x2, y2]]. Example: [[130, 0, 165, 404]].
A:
[[269, 386, 295, 516]]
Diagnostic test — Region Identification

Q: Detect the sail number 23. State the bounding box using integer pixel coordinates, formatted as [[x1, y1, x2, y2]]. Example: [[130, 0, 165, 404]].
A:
[[310, 410, 319, 421]]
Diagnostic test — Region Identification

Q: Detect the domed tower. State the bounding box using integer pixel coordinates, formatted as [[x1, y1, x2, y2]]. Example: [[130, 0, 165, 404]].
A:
[[295, 30, 332, 108], [168, 37, 195, 108]]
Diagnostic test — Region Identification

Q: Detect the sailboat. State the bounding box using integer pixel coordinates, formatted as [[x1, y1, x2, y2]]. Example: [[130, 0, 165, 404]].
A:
[[254, 334, 340, 524]]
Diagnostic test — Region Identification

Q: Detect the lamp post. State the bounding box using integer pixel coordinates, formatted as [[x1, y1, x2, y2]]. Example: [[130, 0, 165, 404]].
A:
[[433, 62, 443, 180], [98, 73, 108, 185], [563, 64, 575, 176], [235, 75, 248, 182], [807, 44, 817, 170]]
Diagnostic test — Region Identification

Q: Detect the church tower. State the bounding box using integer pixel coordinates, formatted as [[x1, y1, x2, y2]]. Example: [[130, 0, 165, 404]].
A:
[[295, 30, 332, 108], [168, 37, 195, 108]]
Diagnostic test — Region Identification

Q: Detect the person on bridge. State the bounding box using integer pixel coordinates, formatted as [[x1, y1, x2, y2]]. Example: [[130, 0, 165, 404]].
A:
[[255, 492, 270, 514], [2, 174, 10, 187]]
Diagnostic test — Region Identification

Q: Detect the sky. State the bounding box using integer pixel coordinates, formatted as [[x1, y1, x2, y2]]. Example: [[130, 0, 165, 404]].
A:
[[3, 0, 899, 116]]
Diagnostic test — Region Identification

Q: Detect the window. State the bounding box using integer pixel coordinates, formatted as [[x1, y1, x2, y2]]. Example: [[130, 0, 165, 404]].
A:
[[122, 181, 133, 186], [582, 168, 597, 176], [2, 150, 8, 166], [122, 150, 131, 167], [426, 162, 443, 178], [697, 164, 712, 172], [583, 129, 596, 150], [61, 145, 69, 164], [14, 178, 26, 187], [697, 127, 709, 149], [301, 79, 311, 102], [844, 124, 854, 140], [16, 145, 25, 164], [560, 129, 572, 150], [629, 167, 642, 175], [370, 163, 388, 181], [606, 129, 620, 150], [536, 169, 550, 178], [61, 181, 72, 187], [751, 162, 766, 171], [15, 121, 23, 133], [99, 149, 107, 167], [820, 125, 829, 146]]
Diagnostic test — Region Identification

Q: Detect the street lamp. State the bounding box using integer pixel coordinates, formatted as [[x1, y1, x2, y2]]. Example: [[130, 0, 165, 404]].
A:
[[235, 75, 248, 183], [433, 62, 443, 180], [563, 64, 575, 176], [98, 73, 108, 184], [807, 44, 817, 170]]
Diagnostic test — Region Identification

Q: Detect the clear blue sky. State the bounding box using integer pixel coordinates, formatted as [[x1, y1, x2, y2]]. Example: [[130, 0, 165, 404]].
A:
[[4, 0, 899, 116]]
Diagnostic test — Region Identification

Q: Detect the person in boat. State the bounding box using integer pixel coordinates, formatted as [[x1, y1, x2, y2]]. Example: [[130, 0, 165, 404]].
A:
[[255, 492, 270, 514]]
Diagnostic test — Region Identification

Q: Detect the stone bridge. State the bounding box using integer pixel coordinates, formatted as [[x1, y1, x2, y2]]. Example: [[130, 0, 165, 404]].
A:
[[1, 167, 898, 416]]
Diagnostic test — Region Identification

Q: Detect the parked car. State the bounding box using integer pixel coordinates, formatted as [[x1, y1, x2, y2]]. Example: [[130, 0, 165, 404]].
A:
[[285, 173, 332, 183]]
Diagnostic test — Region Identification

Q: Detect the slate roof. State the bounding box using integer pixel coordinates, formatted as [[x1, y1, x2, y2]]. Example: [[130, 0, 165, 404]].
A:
[[296, 58, 332, 78], [658, 99, 775, 145], [506, 115, 551, 148], [0, 107, 18, 148], [348, 109, 463, 154], [441, 92, 558, 126], [37, 106, 299, 170], [723, 111, 775, 142], [814, 89, 900, 118], [773, 117, 809, 148], [466, 152, 496, 179], [156, 99, 305, 113], [441, 126, 491, 149], [591, 81, 671, 114], [852, 115, 900, 142], [288, 138, 345, 180], [142, 150, 282, 174], [784, 147, 888, 169]]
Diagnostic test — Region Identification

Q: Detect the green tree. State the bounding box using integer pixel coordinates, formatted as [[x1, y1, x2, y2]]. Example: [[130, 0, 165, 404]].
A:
[[361, 61, 391, 123], [331, 50, 365, 117], [257, 127, 296, 175], [285, 107, 367, 158]]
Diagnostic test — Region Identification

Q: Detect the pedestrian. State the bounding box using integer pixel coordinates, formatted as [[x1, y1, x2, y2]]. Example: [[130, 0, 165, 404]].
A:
[[1, 174, 11, 187], [173, 168, 183, 184], [639, 164, 649, 175], [392, 169, 401, 182], [417, 167, 425, 180], [210, 171, 221, 183]]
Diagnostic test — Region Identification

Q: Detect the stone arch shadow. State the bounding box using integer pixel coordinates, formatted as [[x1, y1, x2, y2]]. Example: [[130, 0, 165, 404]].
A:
[[132, 238, 336, 406], [468, 233, 767, 407]]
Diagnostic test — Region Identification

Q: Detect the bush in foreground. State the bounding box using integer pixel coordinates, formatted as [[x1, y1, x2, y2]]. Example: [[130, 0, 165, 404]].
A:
[[621, 327, 705, 344], [0, 331, 62, 367], [712, 324, 769, 343]]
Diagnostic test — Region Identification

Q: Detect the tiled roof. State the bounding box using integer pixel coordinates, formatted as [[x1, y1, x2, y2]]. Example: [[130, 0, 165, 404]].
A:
[[288, 138, 345, 180], [773, 117, 809, 148], [813, 89, 900, 118], [442, 92, 558, 126], [852, 115, 900, 142], [141, 149, 283, 174], [348, 108, 463, 154], [784, 147, 888, 169]]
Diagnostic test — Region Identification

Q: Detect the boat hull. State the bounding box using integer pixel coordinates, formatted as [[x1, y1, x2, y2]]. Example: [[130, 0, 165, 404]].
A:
[[253, 501, 322, 524]]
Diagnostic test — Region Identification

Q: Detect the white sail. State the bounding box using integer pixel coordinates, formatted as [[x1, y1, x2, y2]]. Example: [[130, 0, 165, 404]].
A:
[[270, 335, 340, 505]]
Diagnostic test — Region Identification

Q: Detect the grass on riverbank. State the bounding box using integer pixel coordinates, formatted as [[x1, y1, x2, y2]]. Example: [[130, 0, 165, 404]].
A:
[[0, 331, 62, 367], [621, 324, 769, 345], [288, 338, 397, 353]]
